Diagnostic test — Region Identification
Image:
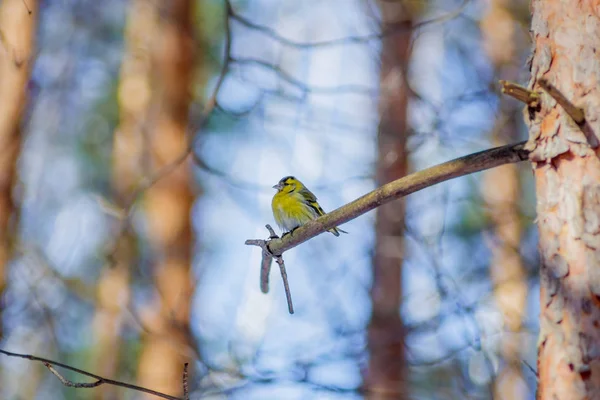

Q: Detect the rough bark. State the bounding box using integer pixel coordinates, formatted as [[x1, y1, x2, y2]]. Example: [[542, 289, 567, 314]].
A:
[[528, 0, 600, 398], [481, 1, 528, 398], [366, 2, 412, 398], [136, 0, 197, 397], [0, 0, 38, 340]]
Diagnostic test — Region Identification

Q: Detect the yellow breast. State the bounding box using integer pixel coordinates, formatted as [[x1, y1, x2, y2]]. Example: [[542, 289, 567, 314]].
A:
[[272, 191, 315, 231]]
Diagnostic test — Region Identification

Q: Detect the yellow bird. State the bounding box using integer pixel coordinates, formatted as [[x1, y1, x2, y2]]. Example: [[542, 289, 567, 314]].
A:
[[271, 176, 347, 237]]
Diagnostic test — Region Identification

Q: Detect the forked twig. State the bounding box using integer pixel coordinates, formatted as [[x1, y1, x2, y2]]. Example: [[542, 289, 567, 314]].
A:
[[246, 224, 294, 314]]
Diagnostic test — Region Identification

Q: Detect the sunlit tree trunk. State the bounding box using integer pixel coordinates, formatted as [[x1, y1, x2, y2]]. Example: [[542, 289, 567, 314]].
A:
[[480, 2, 528, 398], [91, 1, 154, 398], [528, 1, 600, 398], [136, 0, 197, 397], [0, 0, 38, 340], [366, 2, 412, 398]]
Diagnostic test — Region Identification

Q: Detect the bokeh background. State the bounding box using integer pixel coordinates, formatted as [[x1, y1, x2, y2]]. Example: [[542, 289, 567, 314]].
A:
[[0, 0, 540, 399]]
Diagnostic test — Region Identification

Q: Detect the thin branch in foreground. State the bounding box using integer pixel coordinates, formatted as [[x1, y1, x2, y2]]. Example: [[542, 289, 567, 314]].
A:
[[245, 141, 529, 311], [0, 349, 181, 400]]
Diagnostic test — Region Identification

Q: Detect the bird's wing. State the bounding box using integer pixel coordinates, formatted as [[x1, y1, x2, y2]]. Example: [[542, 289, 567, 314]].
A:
[[299, 187, 318, 202], [299, 187, 326, 216]]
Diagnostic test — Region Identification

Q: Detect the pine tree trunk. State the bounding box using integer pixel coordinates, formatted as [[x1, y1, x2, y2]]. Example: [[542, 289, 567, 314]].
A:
[[366, 2, 411, 398], [528, 0, 600, 397], [0, 0, 38, 340]]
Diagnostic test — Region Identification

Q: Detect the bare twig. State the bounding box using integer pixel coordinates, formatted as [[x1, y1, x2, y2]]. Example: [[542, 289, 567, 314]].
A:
[[183, 363, 189, 400], [259, 225, 277, 293], [226, 0, 469, 99], [275, 255, 294, 314], [230, 57, 377, 96], [43, 363, 103, 388], [0, 349, 181, 400], [260, 253, 273, 293], [522, 359, 539, 381], [247, 225, 294, 314], [499, 80, 540, 108], [537, 78, 598, 147], [245, 142, 530, 308], [537, 78, 585, 125]]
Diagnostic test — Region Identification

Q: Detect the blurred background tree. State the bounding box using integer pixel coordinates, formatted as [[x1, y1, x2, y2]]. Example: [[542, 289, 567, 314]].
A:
[[0, 0, 585, 398], [479, 0, 529, 398], [0, 0, 38, 344], [365, 1, 414, 398]]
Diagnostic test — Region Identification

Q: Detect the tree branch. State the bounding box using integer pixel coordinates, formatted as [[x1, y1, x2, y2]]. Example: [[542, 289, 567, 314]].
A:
[[259, 224, 277, 294], [0, 349, 182, 400], [246, 141, 529, 260], [183, 363, 189, 400], [229, 57, 377, 96], [537, 78, 597, 148], [275, 254, 293, 314], [43, 363, 103, 388], [499, 80, 540, 108], [538, 78, 585, 125]]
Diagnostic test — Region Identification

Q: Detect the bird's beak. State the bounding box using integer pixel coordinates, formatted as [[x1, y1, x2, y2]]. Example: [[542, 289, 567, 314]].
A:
[[273, 183, 283, 190]]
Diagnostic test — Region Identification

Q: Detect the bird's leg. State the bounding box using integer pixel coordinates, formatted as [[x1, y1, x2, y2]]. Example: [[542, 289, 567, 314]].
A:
[[281, 231, 291, 239]]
